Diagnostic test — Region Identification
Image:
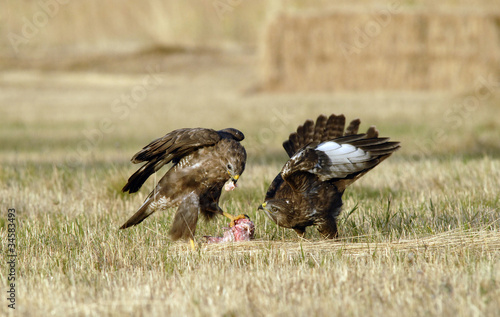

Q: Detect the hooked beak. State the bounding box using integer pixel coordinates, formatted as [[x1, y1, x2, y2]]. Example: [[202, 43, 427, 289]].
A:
[[227, 171, 240, 183], [258, 202, 275, 221], [232, 174, 239, 183], [224, 174, 240, 191]]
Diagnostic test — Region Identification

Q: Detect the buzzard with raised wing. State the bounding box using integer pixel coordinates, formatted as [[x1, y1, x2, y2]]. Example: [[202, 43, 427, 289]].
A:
[[259, 114, 400, 238], [120, 127, 247, 243]]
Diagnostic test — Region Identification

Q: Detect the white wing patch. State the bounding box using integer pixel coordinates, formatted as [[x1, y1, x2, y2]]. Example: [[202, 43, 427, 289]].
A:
[[316, 142, 370, 163], [316, 141, 341, 152], [313, 141, 375, 180]]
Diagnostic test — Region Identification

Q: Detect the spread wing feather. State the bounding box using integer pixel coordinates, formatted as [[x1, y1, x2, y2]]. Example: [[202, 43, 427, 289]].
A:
[[326, 114, 346, 139], [344, 118, 360, 135], [365, 126, 379, 138], [282, 131, 400, 191], [282, 114, 367, 158], [313, 115, 327, 143], [284, 138, 399, 178]]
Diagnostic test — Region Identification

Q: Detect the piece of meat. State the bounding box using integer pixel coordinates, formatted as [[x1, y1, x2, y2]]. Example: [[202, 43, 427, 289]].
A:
[[204, 218, 255, 244]]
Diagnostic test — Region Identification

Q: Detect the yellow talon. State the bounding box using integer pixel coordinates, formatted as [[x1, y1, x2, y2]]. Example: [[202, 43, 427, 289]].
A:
[[189, 238, 196, 250], [223, 211, 236, 221], [231, 215, 247, 227], [222, 212, 247, 227]]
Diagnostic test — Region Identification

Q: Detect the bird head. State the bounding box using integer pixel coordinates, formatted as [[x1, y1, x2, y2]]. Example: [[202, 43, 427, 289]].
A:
[[258, 199, 292, 224], [224, 162, 240, 191], [223, 148, 246, 191]]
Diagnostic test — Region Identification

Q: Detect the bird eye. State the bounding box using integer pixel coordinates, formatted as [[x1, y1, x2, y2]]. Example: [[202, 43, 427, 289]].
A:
[[227, 163, 233, 170], [271, 207, 278, 213]]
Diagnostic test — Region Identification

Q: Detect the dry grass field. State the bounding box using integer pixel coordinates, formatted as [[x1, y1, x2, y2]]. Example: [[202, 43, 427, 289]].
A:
[[1, 1, 500, 316], [1, 51, 499, 316]]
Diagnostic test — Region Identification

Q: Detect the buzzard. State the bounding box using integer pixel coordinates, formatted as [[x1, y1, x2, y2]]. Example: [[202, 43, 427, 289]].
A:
[[120, 127, 247, 243], [259, 114, 400, 238]]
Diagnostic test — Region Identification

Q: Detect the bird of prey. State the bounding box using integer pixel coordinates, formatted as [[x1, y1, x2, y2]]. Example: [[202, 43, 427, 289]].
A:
[[120, 127, 247, 244], [259, 114, 400, 238]]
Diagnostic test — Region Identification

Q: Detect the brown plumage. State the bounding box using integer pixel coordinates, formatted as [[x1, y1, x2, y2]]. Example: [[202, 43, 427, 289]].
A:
[[259, 114, 400, 238], [120, 127, 247, 241]]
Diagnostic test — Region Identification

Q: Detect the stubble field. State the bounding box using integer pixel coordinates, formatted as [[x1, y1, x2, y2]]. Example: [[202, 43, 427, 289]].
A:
[[0, 51, 499, 316]]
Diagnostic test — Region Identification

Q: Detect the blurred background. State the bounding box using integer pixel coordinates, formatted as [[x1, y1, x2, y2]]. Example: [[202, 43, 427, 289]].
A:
[[1, 0, 499, 166]]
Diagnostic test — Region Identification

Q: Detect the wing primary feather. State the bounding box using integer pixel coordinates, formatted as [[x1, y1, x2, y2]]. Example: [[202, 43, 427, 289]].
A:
[[326, 114, 346, 139], [360, 142, 401, 152], [369, 149, 400, 156], [288, 133, 300, 155], [303, 120, 314, 145], [313, 115, 328, 143], [296, 125, 305, 150], [365, 126, 379, 138], [296, 120, 314, 148], [282, 140, 294, 157], [334, 134, 367, 144], [344, 119, 361, 135], [122, 159, 166, 193], [131, 137, 175, 163], [348, 137, 390, 147]]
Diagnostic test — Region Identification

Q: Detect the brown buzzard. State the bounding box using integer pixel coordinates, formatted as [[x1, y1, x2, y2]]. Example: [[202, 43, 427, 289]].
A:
[[120, 127, 247, 242], [259, 114, 400, 238]]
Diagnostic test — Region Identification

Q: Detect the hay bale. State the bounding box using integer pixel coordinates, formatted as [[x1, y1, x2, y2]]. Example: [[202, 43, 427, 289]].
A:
[[261, 8, 500, 91]]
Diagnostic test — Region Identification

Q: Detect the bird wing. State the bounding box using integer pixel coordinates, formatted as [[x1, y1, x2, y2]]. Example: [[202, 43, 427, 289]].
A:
[[283, 114, 373, 158], [122, 128, 222, 194], [131, 128, 221, 164], [264, 173, 285, 201], [282, 134, 400, 192]]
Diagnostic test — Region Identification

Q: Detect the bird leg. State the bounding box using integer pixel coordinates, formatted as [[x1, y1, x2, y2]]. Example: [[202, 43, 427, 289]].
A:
[[293, 227, 306, 239], [222, 212, 248, 227], [189, 238, 196, 250]]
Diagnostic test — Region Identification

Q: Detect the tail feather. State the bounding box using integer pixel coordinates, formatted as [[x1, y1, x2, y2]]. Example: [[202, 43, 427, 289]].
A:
[[120, 196, 156, 229]]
